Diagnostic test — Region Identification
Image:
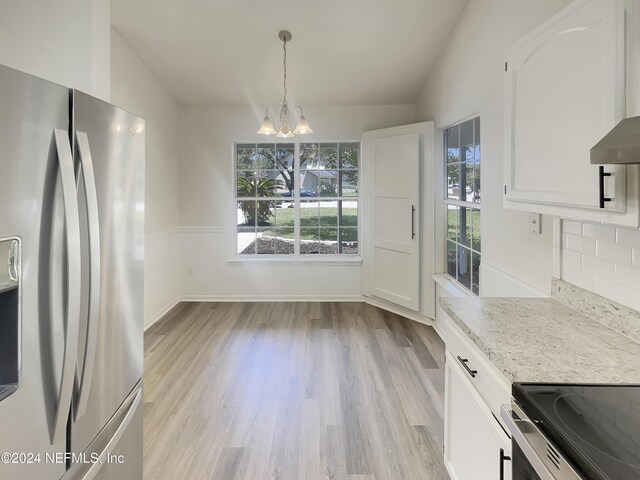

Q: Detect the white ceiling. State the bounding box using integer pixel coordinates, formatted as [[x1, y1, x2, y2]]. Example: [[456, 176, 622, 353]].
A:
[[111, 0, 468, 106]]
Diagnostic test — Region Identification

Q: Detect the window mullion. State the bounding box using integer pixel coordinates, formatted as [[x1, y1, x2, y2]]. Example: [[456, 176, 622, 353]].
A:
[[337, 194, 342, 254], [443, 198, 482, 210], [294, 142, 301, 255]]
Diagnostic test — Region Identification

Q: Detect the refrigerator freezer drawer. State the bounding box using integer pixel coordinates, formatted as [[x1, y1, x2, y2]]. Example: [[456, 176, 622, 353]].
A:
[[63, 383, 142, 480]]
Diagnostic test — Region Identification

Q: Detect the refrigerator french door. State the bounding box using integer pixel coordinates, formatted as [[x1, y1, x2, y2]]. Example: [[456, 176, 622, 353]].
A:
[[0, 64, 144, 480]]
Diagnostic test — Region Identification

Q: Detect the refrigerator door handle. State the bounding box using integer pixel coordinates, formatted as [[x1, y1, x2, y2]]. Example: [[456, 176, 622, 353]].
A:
[[51, 129, 82, 444], [74, 131, 101, 420]]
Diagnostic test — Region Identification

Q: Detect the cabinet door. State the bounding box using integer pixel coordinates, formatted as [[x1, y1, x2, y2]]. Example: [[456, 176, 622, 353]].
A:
[[504, 0, 631, 224], [445, 353, 511, 480]]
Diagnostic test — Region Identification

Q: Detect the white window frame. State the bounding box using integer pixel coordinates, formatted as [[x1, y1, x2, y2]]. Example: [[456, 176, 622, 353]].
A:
[[442, 116, 481, 295], [230, 140, 362, 263]]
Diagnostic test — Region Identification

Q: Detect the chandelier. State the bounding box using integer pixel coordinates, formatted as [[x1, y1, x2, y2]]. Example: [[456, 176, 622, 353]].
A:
[[257, 30, 313, 137]]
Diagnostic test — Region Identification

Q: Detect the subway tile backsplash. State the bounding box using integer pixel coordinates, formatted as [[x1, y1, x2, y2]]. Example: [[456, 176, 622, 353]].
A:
[[561, 220, 640, 312]]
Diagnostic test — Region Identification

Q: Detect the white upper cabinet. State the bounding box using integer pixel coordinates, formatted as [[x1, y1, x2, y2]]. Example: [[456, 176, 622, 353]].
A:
[[504, 0, 640, 227]]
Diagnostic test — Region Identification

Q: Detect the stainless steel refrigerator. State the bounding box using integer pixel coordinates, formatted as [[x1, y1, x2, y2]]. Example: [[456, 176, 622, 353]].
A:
[[0, 64, 144, 479]]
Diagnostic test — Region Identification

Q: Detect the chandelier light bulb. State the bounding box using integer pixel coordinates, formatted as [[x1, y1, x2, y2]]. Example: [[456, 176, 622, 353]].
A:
[[293, 107, 313, 135], [257, 114, 277, 135]]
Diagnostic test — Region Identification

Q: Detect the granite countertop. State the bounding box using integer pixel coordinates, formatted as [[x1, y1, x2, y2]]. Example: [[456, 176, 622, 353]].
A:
[[439, 280, 640, 384]]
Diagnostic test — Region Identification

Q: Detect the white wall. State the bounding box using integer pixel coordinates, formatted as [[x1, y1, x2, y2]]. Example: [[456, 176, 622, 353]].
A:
[[91, 0, 111, 100], [110, 28, 182, 326], [415, 0, 574, 295], [178, 105, 416, 300], [0, 0, 110, 100]]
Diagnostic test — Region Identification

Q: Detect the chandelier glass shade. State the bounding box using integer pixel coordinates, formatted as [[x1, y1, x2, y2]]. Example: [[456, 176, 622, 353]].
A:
[[257, 31, 313, 137]]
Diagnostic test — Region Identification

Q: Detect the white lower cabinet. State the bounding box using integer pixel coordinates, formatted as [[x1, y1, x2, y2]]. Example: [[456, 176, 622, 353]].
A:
[[445, 352, 512, 480]]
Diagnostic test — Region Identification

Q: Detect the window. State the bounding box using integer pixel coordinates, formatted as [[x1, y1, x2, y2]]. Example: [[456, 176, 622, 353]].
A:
[[445, 118, 481, 294], [235, 142, 359, 256]]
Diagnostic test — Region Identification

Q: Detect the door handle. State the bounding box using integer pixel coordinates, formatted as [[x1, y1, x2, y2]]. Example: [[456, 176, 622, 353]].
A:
[[500, 448, 511, 480], [51, 129, 82, 444], [411, 205, 416, 239], [75, 131, 101, 420], [598, 166, 612, 209], [456, 356, 478, 378]]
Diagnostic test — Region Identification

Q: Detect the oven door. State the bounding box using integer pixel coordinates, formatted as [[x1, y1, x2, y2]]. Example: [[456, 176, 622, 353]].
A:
[[500, 403, 584, 480], [512, 440, 542, 480]]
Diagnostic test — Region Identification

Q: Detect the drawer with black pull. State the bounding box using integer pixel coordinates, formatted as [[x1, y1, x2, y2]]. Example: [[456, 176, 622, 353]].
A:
[[443, 312, 511, 427]]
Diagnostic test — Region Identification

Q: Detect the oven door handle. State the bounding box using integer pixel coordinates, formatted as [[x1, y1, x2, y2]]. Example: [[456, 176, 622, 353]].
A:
[[500, 448, 511, 480], [500, 403, 584, 480]]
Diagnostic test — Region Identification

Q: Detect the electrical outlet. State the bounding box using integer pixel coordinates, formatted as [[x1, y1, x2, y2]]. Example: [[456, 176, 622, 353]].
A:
[[529, 213, 541, 235]]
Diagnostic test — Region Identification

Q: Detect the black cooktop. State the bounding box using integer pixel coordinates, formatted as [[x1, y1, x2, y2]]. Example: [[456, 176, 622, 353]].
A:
[[513, 384, 640, 480]]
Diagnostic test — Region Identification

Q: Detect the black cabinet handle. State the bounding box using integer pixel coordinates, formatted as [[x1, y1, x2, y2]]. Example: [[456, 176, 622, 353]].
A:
[[500, 448, 511, 480], [599, 166, 612, 209], [411, 205, 416, 239], [456, 356, 478, 378]]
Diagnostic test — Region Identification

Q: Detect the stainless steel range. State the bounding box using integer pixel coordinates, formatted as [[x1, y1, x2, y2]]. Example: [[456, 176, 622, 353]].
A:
[[502, 384, 640, 480]]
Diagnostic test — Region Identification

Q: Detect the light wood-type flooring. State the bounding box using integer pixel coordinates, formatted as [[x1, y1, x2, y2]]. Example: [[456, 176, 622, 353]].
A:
[[143, 302, 449, 480]]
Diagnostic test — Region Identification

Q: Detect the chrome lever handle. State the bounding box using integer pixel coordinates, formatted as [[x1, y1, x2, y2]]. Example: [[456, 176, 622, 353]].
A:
[[75, 131, 101, 420], [51, 129, 82, 444]]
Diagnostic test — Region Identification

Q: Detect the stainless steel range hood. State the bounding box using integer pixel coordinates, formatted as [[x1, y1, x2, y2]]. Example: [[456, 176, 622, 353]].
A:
[[591, 116, 640, 164]]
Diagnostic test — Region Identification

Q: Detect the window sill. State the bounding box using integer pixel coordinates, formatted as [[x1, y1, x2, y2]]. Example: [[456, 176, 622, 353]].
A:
[[432, 273, 474, 298], [227, 255, 362, 266]]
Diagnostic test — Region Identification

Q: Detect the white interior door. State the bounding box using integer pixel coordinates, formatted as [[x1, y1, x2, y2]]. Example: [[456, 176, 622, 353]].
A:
[[363, 132, 420, 310]]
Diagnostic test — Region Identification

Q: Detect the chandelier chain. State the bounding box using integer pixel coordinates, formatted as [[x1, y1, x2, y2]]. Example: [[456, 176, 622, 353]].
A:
[[282, 37, 287, 103]]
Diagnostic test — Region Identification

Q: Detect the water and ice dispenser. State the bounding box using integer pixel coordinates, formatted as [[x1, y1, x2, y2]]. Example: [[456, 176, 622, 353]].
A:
[[0, 238, 19, 402]]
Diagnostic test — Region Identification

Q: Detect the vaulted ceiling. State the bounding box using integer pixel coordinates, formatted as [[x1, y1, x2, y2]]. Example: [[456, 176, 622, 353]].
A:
[[111, 0, 468, 106]]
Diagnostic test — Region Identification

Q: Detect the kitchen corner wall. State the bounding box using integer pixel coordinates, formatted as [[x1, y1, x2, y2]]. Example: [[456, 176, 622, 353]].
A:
[[560, 219, 640, 311], [0, 0, 111, 101], [110, 28, 182, 327], [177, 105, 415, 301], [414, 0, 574, 296]]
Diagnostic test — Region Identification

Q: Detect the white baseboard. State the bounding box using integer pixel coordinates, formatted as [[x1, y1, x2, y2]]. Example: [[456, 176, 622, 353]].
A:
[[144, 296, 181, 331], [364, 296, 435, 327], [144, 294, 441, 333], [432, 319, 446, 343], [180, 294, 365, 303]]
